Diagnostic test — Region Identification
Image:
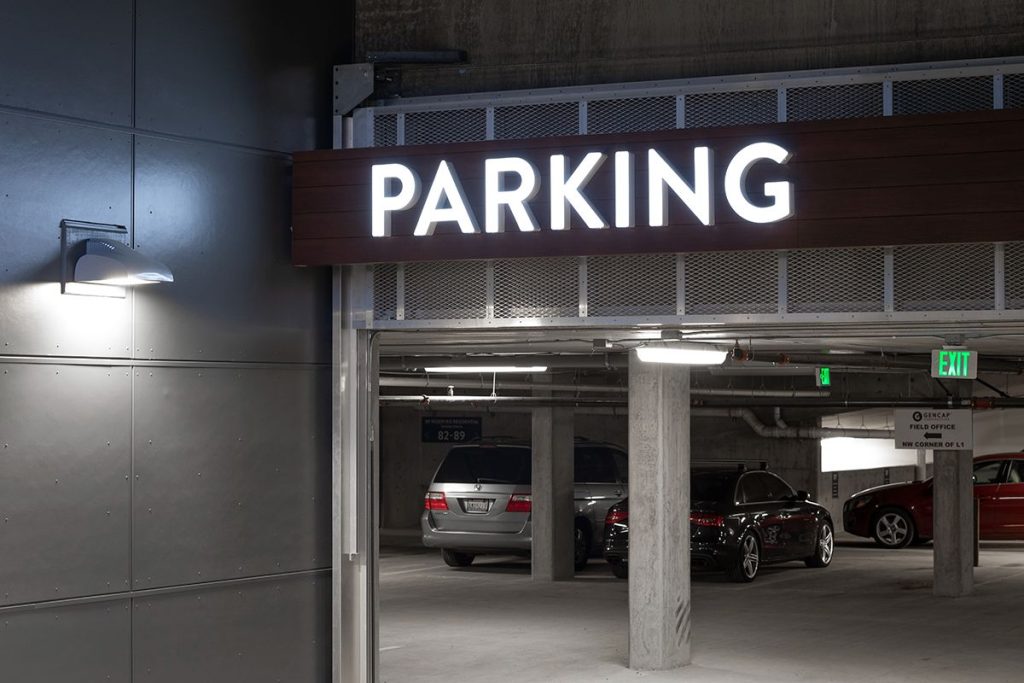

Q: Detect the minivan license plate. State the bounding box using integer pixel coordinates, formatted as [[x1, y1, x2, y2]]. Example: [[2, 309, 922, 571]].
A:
[[464, 498, 490, 514]]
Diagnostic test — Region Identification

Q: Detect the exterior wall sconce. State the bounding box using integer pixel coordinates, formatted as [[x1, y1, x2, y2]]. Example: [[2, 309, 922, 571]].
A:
[[60, 220, 173, 297]]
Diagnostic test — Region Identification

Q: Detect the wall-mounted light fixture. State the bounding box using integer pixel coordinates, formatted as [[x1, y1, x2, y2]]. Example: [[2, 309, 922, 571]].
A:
[[636, 344, 728, 366], [424, 365, 548, 374], [61, 220, 173, 297]]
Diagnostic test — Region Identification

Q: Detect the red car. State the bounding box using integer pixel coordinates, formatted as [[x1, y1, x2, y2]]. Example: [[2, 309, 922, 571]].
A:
[[843, 453, 1024, 548]]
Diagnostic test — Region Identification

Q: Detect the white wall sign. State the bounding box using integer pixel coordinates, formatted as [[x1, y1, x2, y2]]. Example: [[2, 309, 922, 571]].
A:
[[370, 142, 793, 237], [894, 409, 973, 450]]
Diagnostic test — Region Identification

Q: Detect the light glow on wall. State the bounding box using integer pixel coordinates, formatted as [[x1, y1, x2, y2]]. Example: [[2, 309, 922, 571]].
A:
[[821, 437, 924, 473]]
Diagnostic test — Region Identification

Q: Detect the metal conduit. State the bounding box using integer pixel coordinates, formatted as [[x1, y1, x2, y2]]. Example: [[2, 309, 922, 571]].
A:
[[697, 408, 894, 440], [378, 375, 829, 398]]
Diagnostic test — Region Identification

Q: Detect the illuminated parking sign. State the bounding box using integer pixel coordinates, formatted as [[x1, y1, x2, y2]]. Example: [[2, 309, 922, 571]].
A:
[[930, 348, 977, 380]]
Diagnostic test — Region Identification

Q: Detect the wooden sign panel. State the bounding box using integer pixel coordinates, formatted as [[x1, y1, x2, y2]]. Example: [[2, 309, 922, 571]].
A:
[[292, 109, 1024, 266]]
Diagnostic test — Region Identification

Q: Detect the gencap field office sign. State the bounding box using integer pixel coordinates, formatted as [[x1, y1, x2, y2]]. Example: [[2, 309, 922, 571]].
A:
[[292, 109, 1024, 265]]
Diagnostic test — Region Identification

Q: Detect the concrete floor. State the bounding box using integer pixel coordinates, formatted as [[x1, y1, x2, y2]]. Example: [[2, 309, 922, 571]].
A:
[[380, 539, 1024, 682]]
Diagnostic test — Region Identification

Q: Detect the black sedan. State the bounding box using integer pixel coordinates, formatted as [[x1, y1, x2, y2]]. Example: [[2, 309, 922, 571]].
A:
[[603, 468, 834, 582]]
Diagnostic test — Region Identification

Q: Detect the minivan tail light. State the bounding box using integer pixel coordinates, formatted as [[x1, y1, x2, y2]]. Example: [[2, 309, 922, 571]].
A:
[[424, 492, 448, 511], [689, 512, 725, 527], [505, 494, 532, 513], [605, 508, 628, 526]]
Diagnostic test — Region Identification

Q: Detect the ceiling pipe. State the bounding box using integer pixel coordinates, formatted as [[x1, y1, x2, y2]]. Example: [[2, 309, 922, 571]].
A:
[[378, 375, 829, 398], [698, 407, 893, 439]]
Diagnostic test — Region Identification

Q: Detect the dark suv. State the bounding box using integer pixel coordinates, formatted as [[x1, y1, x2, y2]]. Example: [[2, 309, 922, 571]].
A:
[[603, 468, 834, 582], [421, 438, 628, 569]]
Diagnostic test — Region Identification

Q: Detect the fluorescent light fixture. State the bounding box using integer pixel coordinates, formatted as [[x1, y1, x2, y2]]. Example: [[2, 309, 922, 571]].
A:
[[636, 345, 728, 365], [60, 220, 173, 296], [424, 365, 548, 373]]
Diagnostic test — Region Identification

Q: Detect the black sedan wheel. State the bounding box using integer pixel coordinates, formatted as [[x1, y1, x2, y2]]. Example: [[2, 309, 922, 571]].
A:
[[872, 508, 915, 549], [609, 560, 628, 579], [574, 524, 590, 571], [441, 549, 475, 567], [727, 532, 760, 582], [805, 522, 834, 568]]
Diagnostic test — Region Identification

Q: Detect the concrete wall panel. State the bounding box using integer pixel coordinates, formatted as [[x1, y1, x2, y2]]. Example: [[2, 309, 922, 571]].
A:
[[132, 575, 329, 683], [0, 600, 131, 683], [132, 366, 330, 589], [0, 0, 132, 124], [133, 137, 330, 364], [0, 364, 131, 606], [135, 0, 337, 151], [0, 113, 133, 358]]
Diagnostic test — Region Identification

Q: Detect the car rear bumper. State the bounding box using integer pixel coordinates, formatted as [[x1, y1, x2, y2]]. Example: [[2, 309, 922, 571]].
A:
[[421, 513, 532, 553]]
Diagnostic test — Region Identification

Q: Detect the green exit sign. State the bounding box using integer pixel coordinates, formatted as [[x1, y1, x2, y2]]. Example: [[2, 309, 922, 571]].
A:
[[816, 367, 831, 387], [931, 348, 977, 379]]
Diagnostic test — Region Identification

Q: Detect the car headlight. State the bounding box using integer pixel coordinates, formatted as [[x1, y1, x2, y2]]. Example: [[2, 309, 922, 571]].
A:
[[851, 495, 874, 510]]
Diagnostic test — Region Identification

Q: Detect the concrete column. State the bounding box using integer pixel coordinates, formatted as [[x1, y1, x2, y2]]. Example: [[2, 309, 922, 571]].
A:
[[333, 266, 379, 683], [531, 390, 575, 581], [628, 352, 691, 671], [916, 448, 928, 481], [933, 448, 973, 597]]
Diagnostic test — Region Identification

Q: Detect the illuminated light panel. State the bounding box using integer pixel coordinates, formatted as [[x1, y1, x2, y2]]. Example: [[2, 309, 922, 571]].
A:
[[424, 365, 549, 373], [635, 345, 728, 365]]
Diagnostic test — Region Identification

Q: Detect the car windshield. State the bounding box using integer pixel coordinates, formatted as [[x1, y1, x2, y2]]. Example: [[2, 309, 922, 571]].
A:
[[433, 446, 531, 485], [692, 473, 734, 503]]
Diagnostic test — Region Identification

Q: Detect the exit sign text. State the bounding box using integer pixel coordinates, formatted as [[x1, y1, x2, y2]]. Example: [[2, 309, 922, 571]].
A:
[[930, 348, 977, 380]]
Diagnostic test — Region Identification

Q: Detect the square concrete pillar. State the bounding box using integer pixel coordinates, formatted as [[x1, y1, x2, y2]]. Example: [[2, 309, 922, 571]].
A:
[[627, 352, 691, 670], [933, 448, 974, 597], [532, 399, 575, 582]]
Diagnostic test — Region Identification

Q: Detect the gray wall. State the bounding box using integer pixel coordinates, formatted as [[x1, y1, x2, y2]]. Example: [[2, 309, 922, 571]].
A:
[[0, 1, 342, 680], [356, 0, 1024, 97], [380, 408, 820, 531]]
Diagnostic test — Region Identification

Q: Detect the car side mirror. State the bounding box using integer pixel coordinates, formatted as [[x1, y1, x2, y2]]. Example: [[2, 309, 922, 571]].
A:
[[795, 490, 810, 502]]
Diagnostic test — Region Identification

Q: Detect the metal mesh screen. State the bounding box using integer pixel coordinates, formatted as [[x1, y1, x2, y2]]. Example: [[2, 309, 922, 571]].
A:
[[404, 261, 487, 319], [787, 83, 883, 121], [893, 76, 993, 115], [788, 248, 885, 313], [405, 109, 486, 145], [1006, 74, 1024, 109], [494, 257, 578, 318], [373, 264, 399, 320], [1006, 242, 1024, 310], [685, 251, 777, 314], [373, 113, 398, 147], [495, 102, 579, 140], [894, 243, 994, 311], [684, 90, 777, 128], [587, 96, 676, 134], [587, 254, 675, 317]]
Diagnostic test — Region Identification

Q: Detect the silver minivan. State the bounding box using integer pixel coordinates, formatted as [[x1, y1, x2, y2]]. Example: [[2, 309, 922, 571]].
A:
[[421, 438, 628, 569]]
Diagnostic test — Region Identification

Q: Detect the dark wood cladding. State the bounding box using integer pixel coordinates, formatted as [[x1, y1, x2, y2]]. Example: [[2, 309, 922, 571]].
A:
[[292, 110, 1024, 266]]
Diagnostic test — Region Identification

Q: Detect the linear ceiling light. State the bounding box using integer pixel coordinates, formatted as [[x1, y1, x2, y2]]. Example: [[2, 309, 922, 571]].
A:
[[424, 365, 548, 373], [636, 345, 728, 366]]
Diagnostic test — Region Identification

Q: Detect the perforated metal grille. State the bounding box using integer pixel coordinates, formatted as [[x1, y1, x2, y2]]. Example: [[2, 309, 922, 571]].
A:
[[404, 261, 487, 319], [787, 83, 883, 121], [494, 257, 578, 318], [495, 102, 579, 140], [587, 97, 676, 134], [684, 90, 776, 128], [405, 109, 486, 145], [373, 113, 397, 147], [1006, 74, 1024, 109], [893, 76, 993, 115], [894, 243, 994, 311], [685, 251, 777, 314], [373, 264, 399, 320], [587, 254, 675, 317], [788, 248, 885, 313], [1006, 242, 1024, 310]]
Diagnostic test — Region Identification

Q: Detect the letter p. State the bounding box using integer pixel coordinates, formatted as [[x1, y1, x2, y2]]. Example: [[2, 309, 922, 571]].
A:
[[371, 163, 421, 237]]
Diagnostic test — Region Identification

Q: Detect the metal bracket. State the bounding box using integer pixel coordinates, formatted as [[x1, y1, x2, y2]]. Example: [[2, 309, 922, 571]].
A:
[[334, 63, 375, 116]]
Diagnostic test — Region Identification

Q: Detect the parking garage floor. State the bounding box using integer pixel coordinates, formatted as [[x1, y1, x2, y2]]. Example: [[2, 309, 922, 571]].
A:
[[380, 538, 1024, 682]]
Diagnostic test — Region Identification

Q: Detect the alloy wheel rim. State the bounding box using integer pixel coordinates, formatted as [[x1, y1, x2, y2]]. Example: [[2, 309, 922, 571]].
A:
[[877, 513, 909, 546], [742, 535, 759, 578], [819, 525, 834, 564]]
